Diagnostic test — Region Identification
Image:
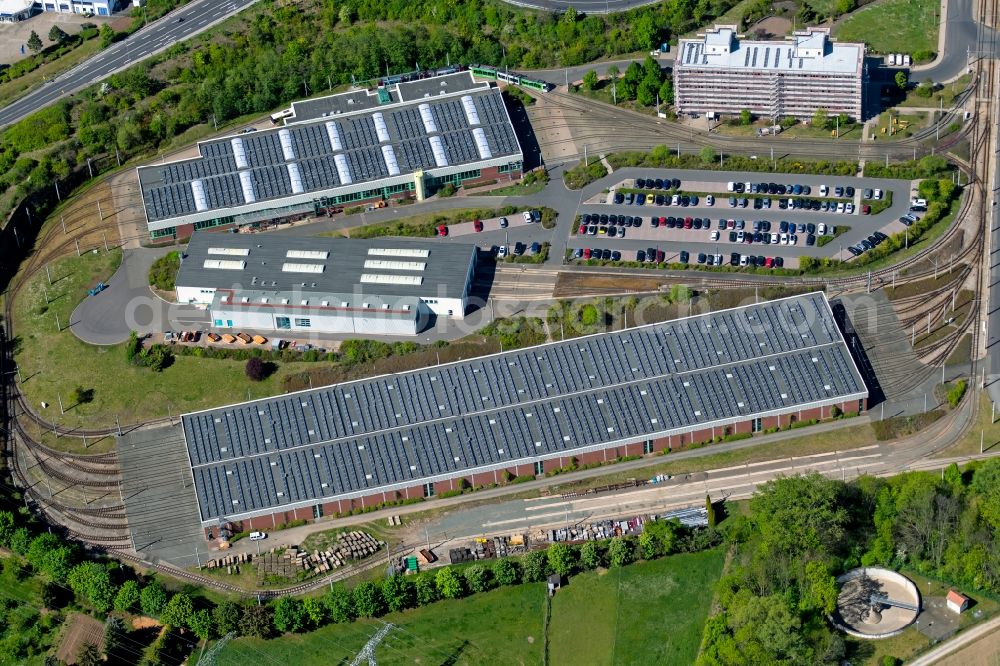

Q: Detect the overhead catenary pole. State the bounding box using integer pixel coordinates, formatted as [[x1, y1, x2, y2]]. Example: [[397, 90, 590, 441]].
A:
[[75, 239, 81, 256]]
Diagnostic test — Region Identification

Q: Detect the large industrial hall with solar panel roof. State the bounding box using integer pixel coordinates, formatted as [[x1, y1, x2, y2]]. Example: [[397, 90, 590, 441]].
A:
[[173, 231, 478, 335], [115, 291, 869, 556], [136, 71, 524, 241]]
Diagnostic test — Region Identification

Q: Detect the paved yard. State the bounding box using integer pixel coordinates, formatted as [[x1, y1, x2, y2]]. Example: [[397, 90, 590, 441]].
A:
[[0, 12, 110, 65]]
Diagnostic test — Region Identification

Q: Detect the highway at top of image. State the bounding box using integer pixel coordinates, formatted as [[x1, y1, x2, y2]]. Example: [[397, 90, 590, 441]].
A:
[[0, 0, 259, 129]]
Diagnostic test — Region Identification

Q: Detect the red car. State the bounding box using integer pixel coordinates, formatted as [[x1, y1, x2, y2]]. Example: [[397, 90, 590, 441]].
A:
[[861, 204, 871, 215], [765, 257, 774, 268], [473, 219, 483, 232], [683, 217, 693, 229], [437, 224, 448, 237], [578, 224, 587, 234], [583, 248, 592, 259], [656, 249, 665, 262]]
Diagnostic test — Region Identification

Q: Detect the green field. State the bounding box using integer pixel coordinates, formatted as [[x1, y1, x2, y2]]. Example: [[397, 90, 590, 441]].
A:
[[548, 549, 726, 665], [11, 249, 315, 432], [213, 583, 547, 666], [835, 0, 939, 55]]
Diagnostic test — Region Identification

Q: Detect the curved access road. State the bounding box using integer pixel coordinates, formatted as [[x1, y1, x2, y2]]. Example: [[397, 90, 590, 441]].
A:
[[916, 0, 1000, 82], [0, 0, 260, 129]]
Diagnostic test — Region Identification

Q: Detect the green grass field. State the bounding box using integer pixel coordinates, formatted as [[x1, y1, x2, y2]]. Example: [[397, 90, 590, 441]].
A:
[[11, 249, 316, 432], [548, 549, 726, 665], [835, 0, 939, 55], [212, 583, 547, 666]]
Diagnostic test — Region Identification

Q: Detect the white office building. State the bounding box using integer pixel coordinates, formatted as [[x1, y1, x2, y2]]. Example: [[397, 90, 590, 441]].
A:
[[674, 26, 865, 121]]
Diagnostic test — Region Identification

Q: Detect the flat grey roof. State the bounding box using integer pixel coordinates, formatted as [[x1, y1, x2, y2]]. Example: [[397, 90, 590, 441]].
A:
[[137, 72, 521, 225], [180, 292, 868, 524], [678, 27, 863, 76], [176, 232, 477, 300], [211, 289, 423, 321], [288, 72, 484, 124]]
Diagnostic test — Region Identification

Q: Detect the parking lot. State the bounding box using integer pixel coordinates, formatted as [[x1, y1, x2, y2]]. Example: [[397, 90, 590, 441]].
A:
[[567, 169, 913, 268]]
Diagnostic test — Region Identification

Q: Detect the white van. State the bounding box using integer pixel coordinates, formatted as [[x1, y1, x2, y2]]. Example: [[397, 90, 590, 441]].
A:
[[249, 531, 267, 541]]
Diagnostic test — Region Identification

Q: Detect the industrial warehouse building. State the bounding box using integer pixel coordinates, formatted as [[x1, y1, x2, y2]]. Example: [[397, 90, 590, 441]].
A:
[[174, 232, 478, 335], [0, 0, 121, 20], [137, 71, 524, 240], [674, 26, 865, 121], [172, 292, 869, 533]]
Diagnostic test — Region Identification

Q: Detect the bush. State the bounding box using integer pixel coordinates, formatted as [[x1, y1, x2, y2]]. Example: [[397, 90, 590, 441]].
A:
[[148, 252, 180, 290], [563, 160, 609, 189], [245, 357, 266, 381], [947, 379, 967, 408]]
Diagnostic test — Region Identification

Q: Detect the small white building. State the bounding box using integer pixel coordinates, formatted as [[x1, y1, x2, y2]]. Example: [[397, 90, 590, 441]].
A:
[[946, 590, 970, 614], [174, 232, 478, 337], [33, 0, 121, 17]]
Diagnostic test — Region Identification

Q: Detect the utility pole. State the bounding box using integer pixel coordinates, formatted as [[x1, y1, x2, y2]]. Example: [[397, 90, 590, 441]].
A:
[[87, 157, 93, 178], [54, 312, 61, 332], [45, 264, 51, 285], [57, 394, 63, 415], [54, 180, 61, 202], [97, 200, 103, 221], [61, 215, 66, 234], [75, 239, 80, 257], [103, 232, 108, 253]]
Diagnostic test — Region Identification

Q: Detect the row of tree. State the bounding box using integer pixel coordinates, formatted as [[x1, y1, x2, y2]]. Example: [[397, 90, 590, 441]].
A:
[[581, 56, 673, 108]]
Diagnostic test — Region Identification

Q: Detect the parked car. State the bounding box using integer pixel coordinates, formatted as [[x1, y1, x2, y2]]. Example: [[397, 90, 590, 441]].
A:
[[499, 217, 509, 228], [437, 224, 448, 236], [497, 245, 508, 258], [249, 532, 268, 541], [473, 219, 483, 232], [706, 194, 715, 207], [679, 250, 689, 263]]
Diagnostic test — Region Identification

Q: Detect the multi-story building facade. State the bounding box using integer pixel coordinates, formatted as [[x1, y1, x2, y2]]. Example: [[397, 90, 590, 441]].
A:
[[674, 26, 865, 121]]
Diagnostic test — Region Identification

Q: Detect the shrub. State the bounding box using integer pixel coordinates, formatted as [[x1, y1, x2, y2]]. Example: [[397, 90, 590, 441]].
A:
[[148, 251, 180, 290], [947, 379, 967, 408], [245, 357, 265, 381]]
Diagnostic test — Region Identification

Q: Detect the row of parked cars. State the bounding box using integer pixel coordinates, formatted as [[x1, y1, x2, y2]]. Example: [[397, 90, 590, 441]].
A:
[[847, 232, 889, 256], [495, 241, 543, 258], [573, 246, 787, 269], [613, 191, 711, 207], [727, 196, 859, 214], [635, 177, 682, 190]]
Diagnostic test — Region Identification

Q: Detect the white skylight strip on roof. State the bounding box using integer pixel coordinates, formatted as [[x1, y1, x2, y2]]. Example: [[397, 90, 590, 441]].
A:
[[373, 112, 390, 143], [286, 250, 329, 260], [360, 274, 424, 286], [278, 128, 296, 161], [287, 162, 304, 194], [461, 95, 480, 125], [428, 135, 448, 167], [238, 171, 256, 203], [282, 263, 325, 274], [325, 121, 343, 152], [208, 247, 251, 256], [471, 127, 492, 159], [367, 248, 430, 258], [381, 144, 400, 176], [418, 103, 438, 133], [203, 259, 246, 270], [334, 153, 352, 185], [191, 179, 209, 212], [363, 260, 426, 271], [230, 137, 249, 169]]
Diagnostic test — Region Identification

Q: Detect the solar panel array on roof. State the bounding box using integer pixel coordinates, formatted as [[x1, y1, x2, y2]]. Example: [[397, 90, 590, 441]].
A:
[[140, 86, 521, 223], [182, 293, 867, 523]]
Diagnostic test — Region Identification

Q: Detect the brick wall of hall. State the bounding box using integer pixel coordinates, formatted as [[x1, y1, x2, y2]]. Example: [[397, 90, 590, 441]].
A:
[[463, 165, 520, 188], [205, 402, 868, 542]]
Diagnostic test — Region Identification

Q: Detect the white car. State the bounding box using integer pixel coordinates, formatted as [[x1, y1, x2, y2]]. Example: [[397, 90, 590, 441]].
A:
[[770, 233, 779, 244], [671, 194, 680, 205], [497, 245, 508, 258], [710, 230, 720, 241], [845, 203, 855, 214], [819, 185, 829, 197], [522, 211, 532, 223], [706, 194, 715, 207], [249, 531, 267, 541], [873, 189, 883, 200], [737, 231, 745, 243], [818, 223, 827, 235], [727, 182, 735, 192], [836, 202, 846, 213], [739, 255, 749, 266]]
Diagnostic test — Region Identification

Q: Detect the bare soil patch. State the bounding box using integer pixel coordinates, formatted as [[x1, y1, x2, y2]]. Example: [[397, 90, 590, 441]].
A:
[[56, 612, 105, 665]]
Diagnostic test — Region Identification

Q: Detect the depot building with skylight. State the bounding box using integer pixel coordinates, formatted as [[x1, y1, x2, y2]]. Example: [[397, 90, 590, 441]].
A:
[[174, 232, 478, 336]]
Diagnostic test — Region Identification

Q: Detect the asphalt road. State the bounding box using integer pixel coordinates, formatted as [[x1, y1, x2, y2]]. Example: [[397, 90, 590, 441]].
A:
[[918, 0, 1000, 83], [500, 0, 661, 13], [0, 0, 260, 129]]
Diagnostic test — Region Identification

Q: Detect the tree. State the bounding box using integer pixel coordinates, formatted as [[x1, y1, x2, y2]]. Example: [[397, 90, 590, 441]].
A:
[[27, 31, 43, 53], [114, 580, 140, 613], [582, 70, 598, 90], [0, 511, 15, 547], [547, 543, 576, 576], [493, 558, 521, 586], [659, 79, 674, 106], [812, 107, 829, 128], [895, 71, 908, 90], [972, 459, 1000, 531], [301, 597, 326, 628], [699, 146, 717, 164], [161, 592, 194, 629], [67, 562, 114, 613], [465, 564, 494, 593], [414, 574, 439, 605], [189, 609, 215, 640], [239, 604, 273, 639], [727, 591, 807, 663], [580, 541, 605, 569], [76, 643, 101, 666], [103, 616, 127, 662], [750, 473, 848, 557], [706, 495, 717, 527], [637, 74, 659, 107], [48, 25, 69, 43], [324, 584, 356, 622], [99, 24, 115, 49], [435, 567, 466, 599], [608, 536, 634, 567], [140, 581, 168, 617], [522, 550, 550, 582], [125, 330, 142, 364], [740, 108, 752, 126], [353, 581, 387, 617], [214, 600, 243, 634], [605, 65, 620, 81], [382, 574, 415, 612], [72, 386, 94, 404], [802, 561, 839, 615], [27, 533, 74, 580], [272, 597, 306, 633], [835, 0, 856, 14], [245, 356, 266, 381]]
